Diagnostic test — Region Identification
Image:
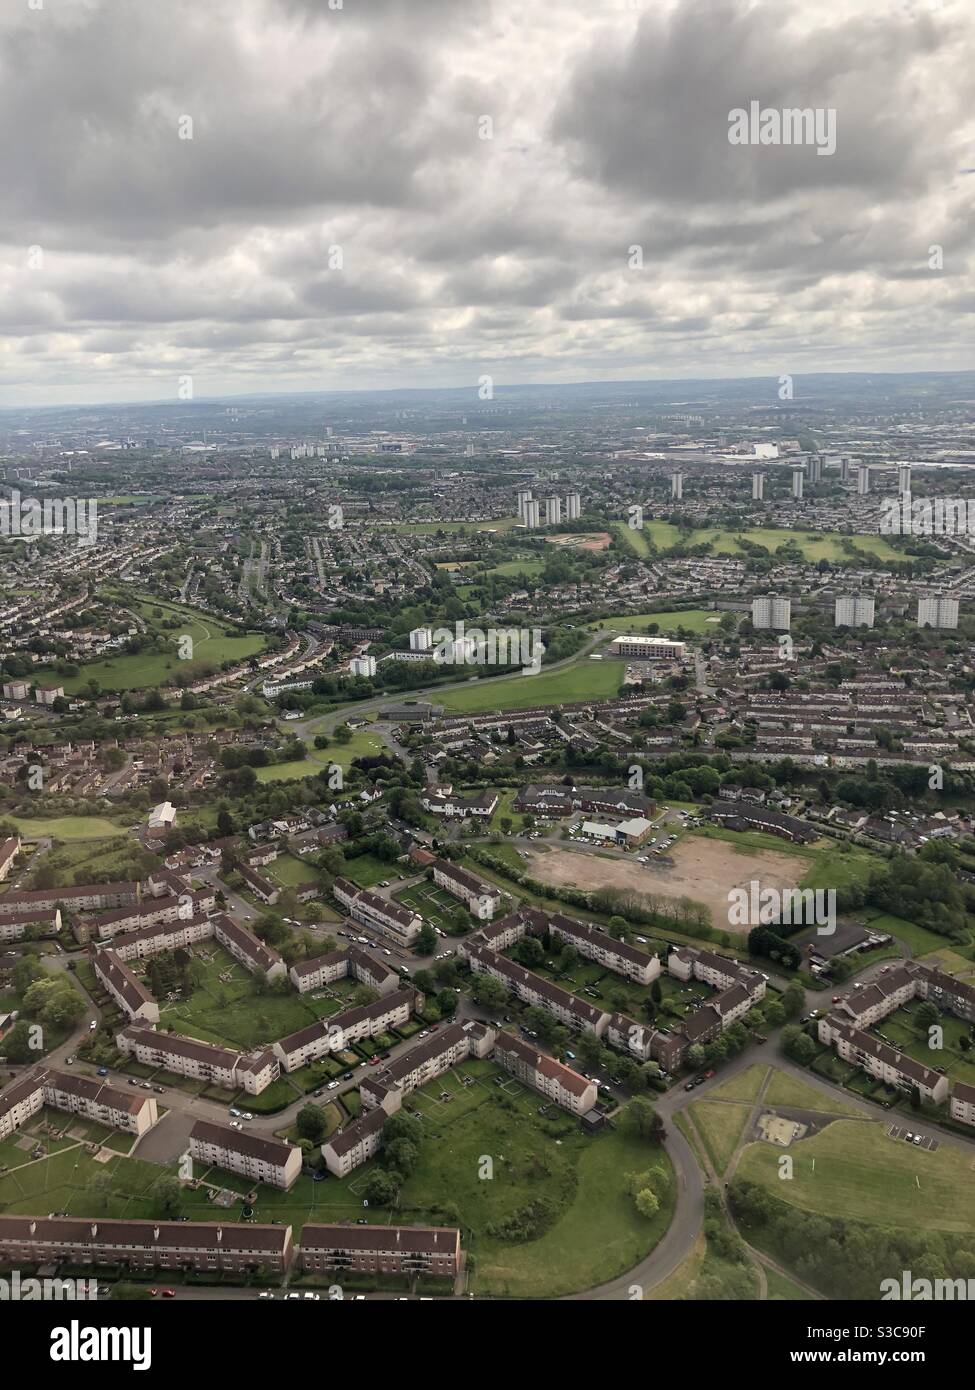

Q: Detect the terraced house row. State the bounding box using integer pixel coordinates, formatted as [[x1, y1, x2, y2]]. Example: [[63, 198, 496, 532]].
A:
[[0, 1067, 158, 1141], [0, 1216, 461, 1280]]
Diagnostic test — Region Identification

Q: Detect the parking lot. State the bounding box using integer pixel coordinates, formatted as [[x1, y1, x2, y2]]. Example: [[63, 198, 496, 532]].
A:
[[888, 1124, 939, 1153]]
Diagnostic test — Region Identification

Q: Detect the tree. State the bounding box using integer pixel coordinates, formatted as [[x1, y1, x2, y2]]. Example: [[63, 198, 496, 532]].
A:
[[621, 1097, 665, 1143], [363, 1169, 400, 1205], [295, 1104, 328, 1144], [780, 1025, 816, 1065], [634, 1187, 659, 1219], [152, 1175, 183, 1219]]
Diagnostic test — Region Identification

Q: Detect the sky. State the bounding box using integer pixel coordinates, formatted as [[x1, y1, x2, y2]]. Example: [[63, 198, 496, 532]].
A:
[[1, 0, 973, 407]]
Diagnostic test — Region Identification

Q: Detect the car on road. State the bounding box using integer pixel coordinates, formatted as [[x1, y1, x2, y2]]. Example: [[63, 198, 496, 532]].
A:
[[369, 1055, 382, 1064], [65, 1056, 75, 1065], [303, 1291, 320, 1300], [229, 1120, 243, 1130], [97, 1067, 109, 1077], [285, 1292, 301, 1300], [161, 1289, 176, 1298], [832, 995, 842, 1003], [703, 1069, 715, 1079], [229, 1107, 242, 1117], [327, 1081, 339, 1091], [257, 1291, 275, 1299], [89, 1020, 98, 1031]]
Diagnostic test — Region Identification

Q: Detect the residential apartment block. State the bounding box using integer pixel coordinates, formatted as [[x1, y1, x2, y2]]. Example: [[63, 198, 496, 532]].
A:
[[333, 877, 422, 947], [189, 1119, 302, 1191], [289, 943, 399, 997], [299, 1223, 460, 1279], [273, 987, 415, 1072], [0, 1216, 293, 1275], [117, 1024, 280, 1095], [90, 945, 160, 1024], [0, 1068, 157, 1141], [432, 858, 502, 920], [493, 1031, 598, 1115], [817, 1014, 949, 1105], [321, 1104, 388, 1178], [360, 1021, 495, 1114], [463, 941, 610, 1035]]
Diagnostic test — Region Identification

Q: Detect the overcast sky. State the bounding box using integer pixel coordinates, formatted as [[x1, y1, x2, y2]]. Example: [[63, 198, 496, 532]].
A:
[[2, 0, 972, 406]]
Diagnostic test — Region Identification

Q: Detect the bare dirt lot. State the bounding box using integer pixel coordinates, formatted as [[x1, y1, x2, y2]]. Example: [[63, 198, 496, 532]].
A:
[[523, 838, 807, 929]]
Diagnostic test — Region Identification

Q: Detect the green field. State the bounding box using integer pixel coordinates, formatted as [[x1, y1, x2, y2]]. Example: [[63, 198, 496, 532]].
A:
[[689, 1101, 752, 1176], [485, 559, 545, 579], [598, 609, 725, 635], [34, 597, 267, 693], [614, 519, 903, 564], [708, 1064, 769, 1104], [738, 1119, 975, 1232], [258, 729, 385, 783], [437, 658, 622, 714], [157, 943, 353, 1051], [392, 1063, 676, 1297], [11, 816, 127, 842], [762, 1070, 866, 1116]]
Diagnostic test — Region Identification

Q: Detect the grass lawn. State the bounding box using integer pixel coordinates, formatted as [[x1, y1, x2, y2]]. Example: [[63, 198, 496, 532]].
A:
[[597, 609, 725, 636], [872, 1003, 975, 1088], [394, 880, 466, 935], [485, 559, 545, 579], [394, 1066, 677, 1298], [437, 658, 622, 715], [765, 1266, 819, 1300], [709, 1064, 769, 1104], [762, 1069, 866, 1116], [258, 729, 386, 783], [157, 943, 357, 1051], [34, 596, 267, 694], [613, 518, 903, 564], [689, 1101, 752, 1176], [862, 913, 968, 955], [268, 852, 322, 889], [738, 1118, 975, 1233], [10, 816, 127, 842], [341, 854, 402, 889]]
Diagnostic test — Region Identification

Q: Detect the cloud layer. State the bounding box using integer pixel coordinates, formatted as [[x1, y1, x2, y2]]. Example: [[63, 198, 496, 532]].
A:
[[1, 0, 972, 405]]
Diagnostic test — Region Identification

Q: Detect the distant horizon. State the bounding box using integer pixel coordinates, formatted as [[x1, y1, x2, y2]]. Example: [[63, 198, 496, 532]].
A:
[[3, 365, 975, 418]]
